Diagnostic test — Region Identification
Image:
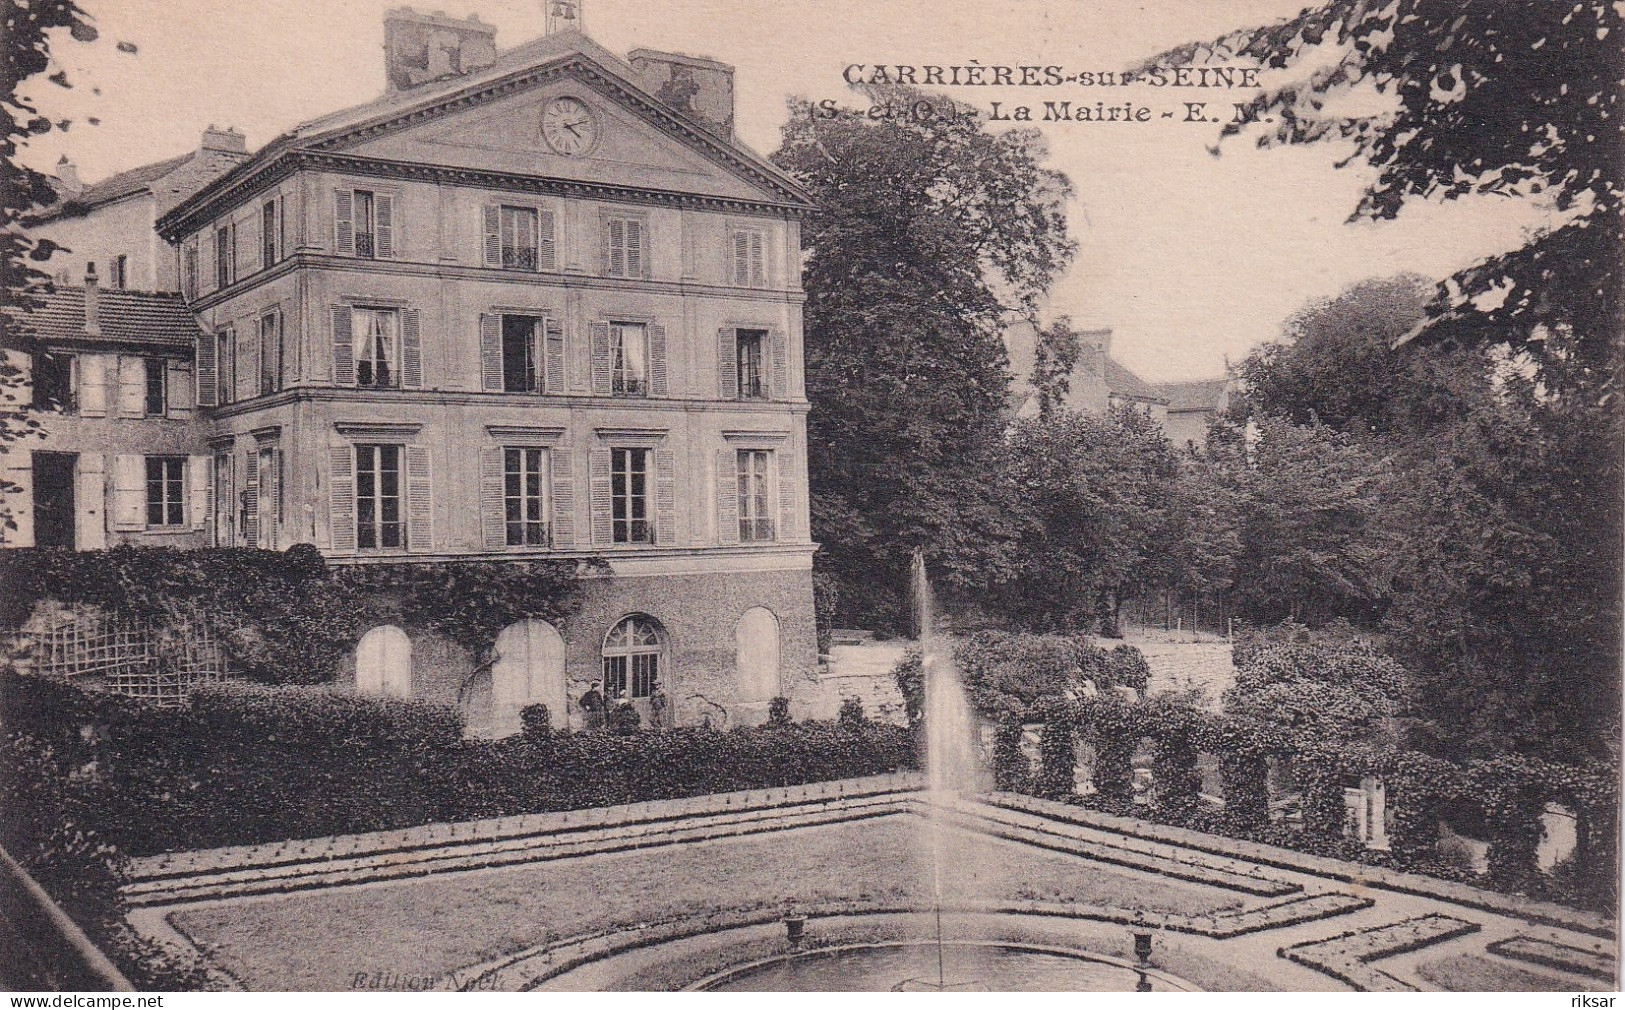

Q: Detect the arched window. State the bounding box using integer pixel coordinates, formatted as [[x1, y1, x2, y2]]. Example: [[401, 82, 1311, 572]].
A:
[[602, 614, 666, 699], [489, 619, 567, 735], [356, 625, 411, 697], [735, 607, 780, 703]]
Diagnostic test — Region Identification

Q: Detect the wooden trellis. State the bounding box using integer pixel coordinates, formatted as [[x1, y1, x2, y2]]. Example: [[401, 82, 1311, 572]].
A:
[[13, 604, 235, 707]]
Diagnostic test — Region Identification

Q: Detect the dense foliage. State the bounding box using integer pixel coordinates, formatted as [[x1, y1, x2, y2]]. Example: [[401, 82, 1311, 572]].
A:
[[0, 669, 915, 856], [891, 632, 1151, 723], [772, 87, 1074, 630], [1, 545, 602, 683]]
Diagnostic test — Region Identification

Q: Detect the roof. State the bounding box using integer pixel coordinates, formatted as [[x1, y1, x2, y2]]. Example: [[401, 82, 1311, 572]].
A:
[[161, 29, 813, 236], [1104, 358, 1165, 402], [56, 153, 191, 209], [2, 287, 206, 352], [1154, 377, 1231, 412], [35, 146, 249, 223]]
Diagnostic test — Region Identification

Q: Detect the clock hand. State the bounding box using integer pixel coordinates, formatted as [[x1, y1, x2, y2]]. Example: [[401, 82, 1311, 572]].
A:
[[562, 122, 582, 138]]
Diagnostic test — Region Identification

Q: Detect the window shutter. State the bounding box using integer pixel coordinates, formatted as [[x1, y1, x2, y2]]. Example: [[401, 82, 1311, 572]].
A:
[[79, 355, 107, 417], [195, 334, 217, 407], [602, 219, 616, 275], [479, 313, 503, 391], [242, 448, 259, 548], [654, 448, 675, 546], [170, 360, 195, 414], [189, 455, 209, 531], [717, 328, 738, 399], [543, 317, 566, 394], [238, 326, 259, 402], [588, 448, 612, 545], [329, 447, 356, 553], [111, 454, 145, 531], [538, 209, 557, 270], [261, 450, 280, 550], [277, 196, 286, 262], [770, 329, 789, 400], [334, 190, 354, 255], [375, 193, 395, 259], [116, 356, 145, 418], [216, 455, 235, 548], [401, 307, 423, 388], [648, 323, 668, 397], [405, 445, 432, 553], [479, 447, 506, 550], [777, 447, 798, 541], [332, 306, 354, 386], [716, 448, 739, 545], [733, 232, 749, 285], [482, 205, 501, 266], [630, 220, 647, 278], [751, 232, 766, 286], [204, 457, 217, 546], [589, 321, 611, 394], [550, 447, 575, 549]]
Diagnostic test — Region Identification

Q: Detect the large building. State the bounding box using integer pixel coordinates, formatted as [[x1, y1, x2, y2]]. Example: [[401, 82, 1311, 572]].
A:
[[5, 7, 818, 735]]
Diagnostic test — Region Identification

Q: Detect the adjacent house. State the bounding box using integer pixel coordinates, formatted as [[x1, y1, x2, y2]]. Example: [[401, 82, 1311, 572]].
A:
[[3, 8, 818, 735]]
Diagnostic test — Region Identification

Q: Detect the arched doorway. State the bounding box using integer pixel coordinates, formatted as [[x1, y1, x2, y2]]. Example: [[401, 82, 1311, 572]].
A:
[[489, 619, 567, 736], [356, 625, 411, 698], [735, 607, 780, 703], [602, 614, 668, 725]]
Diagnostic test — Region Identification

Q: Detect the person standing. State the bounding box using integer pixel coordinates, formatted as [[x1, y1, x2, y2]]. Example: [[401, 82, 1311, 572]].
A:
[[579, 682, 605, 731]]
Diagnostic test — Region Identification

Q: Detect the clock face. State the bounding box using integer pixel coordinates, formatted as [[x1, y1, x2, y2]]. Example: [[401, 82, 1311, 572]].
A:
[[541, 96, 598, 156]]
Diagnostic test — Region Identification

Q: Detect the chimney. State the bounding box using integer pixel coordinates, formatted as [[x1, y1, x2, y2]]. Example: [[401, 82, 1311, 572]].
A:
[[55, 155, 83, 196], [83, 263, 101, 337], [200, 124, 247, 154], [1079, 328, 1112, 380], [628, 49, 735, 139], [383, 8, 497, 93]]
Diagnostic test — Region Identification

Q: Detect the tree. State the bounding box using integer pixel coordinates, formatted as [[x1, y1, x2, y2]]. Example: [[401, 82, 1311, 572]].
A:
[[772, 87, 1076, 629], [1031, 314, 1082, 420]]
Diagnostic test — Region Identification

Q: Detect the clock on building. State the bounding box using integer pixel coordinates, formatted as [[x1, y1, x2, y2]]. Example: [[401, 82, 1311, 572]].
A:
[[541, 96, 598, 156]]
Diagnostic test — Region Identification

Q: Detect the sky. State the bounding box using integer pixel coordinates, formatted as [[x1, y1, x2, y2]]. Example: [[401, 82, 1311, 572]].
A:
[[18, 0, 1551, 381]]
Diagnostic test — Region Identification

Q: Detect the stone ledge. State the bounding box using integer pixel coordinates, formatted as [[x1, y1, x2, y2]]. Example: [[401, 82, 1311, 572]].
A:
[[1487, 935, 1617, 984], [986, 792, 1615, 938]]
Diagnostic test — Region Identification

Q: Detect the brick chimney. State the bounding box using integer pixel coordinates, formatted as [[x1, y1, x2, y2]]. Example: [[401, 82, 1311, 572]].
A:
[[54, 155, 83, 196], [384, 8, 497, 93], [200, 125, 247, 154], [628, 49, 735, 139], [83, 263, 101, 336]]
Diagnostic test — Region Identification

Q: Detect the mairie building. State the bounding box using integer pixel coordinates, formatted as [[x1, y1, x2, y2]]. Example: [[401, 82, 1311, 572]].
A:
[[3, 6, 818, 735]]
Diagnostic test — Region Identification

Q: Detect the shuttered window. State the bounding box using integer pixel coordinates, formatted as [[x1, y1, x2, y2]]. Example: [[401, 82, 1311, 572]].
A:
[[504, 447, 549, 546], [182, 243, 198, 300], [355, 443, 404, 550], [215, 330, 234, 406], [611, 447, 652, 544], [145, 456, 186, 527], [610, 322, 647, 396], [354, 308, 400, 389], [144, 358, 166, 417], [214, 225, 234, 289], [731, 229, 767, 287], [501, 315, 540, 393], [737, 449, 774, 542], [336, 189, 394, 259], [603, 216, 646, 278], [261, 199, 279, 270], [258, 311, 283, 395], [737, 329, 766, 399]]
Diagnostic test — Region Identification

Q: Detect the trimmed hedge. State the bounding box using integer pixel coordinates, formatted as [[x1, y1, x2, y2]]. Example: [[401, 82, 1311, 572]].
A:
[[0, 668, 915, 856]]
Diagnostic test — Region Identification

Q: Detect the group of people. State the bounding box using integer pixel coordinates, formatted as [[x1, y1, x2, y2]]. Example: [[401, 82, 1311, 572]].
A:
[[577, 681, 669, 732]]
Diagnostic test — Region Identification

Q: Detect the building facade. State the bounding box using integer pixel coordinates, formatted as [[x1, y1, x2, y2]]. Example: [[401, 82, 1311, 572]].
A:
[[6, 11, 819, 736]]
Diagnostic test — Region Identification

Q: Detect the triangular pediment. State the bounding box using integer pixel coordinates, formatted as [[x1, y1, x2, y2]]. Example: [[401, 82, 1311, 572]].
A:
[[304, 46, 806, 207]]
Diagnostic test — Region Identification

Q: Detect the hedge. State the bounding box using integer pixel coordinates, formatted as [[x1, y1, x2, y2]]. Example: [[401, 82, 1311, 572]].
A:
[[0, 668, 916, 857]]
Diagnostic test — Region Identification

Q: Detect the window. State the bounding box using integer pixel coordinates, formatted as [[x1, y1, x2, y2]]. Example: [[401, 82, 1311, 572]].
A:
[[258, 311, 283, 395], [214, 224, 234, 288], [502, 315, 540, 393], [145, 456, 185, 527], [215, 329, 234, 405], [602, 615, 664, 699], [504, 447, 549, 547], [610, 321, 647, 396], [731, 229, 766, 287], [144, 358, 166, 417], [183, 244, 198, 300], [736, 329, 766, 399], [737, 449, 774, 542], [31, 352, 74, 412], [212, 452, 234, 547], [353, 307, 399, 389], [604, 216, 646, 278], [355, 443, 404, 550], [111, 255, 128, 290], [500, 206, 539, 270], [262, 199, 278, 270], [611, 447, 652, 544], [354, 190, 377, 258]]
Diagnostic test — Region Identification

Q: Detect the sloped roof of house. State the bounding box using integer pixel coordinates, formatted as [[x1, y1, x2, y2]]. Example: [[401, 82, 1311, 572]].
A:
[[34, 144, 250, 224], [55, 153, 191, 208], [1153, 377, 1231, 412], [1105, 358, 1166, 403], [2, 287, 205, 352]]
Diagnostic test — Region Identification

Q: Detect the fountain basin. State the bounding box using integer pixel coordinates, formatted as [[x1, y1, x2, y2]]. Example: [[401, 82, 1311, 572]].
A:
[[692, 940, 1200, 992]]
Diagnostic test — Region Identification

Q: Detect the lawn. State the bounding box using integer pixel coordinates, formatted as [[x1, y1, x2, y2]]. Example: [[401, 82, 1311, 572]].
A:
[[1416, 953, 1572, 992], [169, 813, 1242, 990]]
